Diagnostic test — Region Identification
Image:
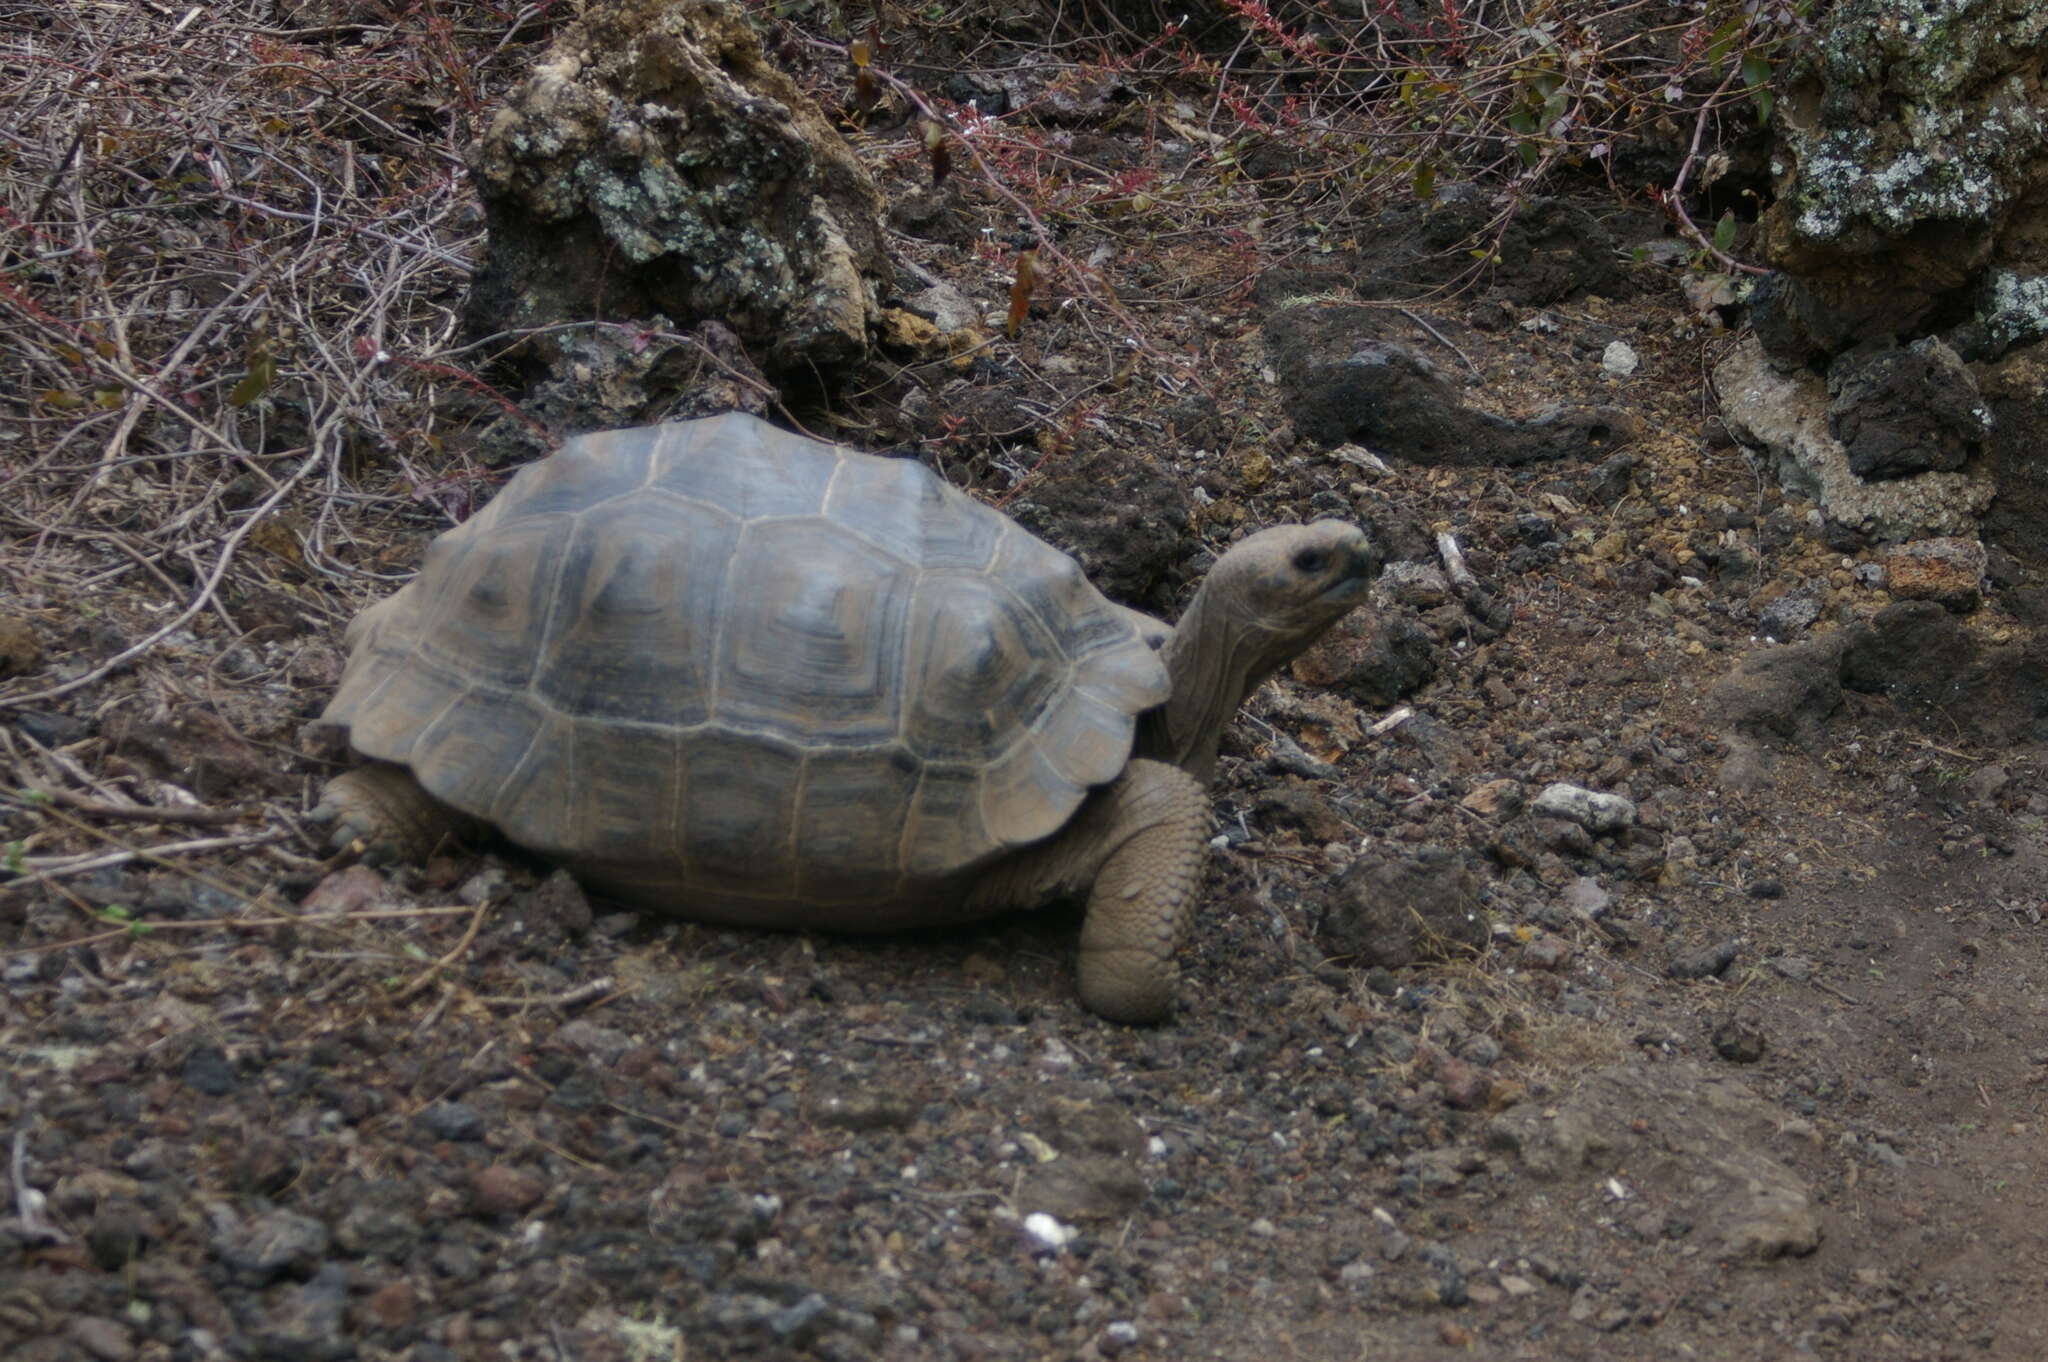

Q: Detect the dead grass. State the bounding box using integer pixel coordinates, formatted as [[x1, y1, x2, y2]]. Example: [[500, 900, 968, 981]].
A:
[[0, 0, 561, 701]]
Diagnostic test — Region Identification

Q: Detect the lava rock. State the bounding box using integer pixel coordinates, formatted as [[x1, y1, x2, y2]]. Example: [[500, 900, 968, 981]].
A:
[[1712, 1016, 1768, 1063], [1316, 847, 1488, 968], [416, 1101, 487, 1142], [1826, 339, 1989, 479], [1668, 940, 1740, 980], [212, 1209, 332, 1284]]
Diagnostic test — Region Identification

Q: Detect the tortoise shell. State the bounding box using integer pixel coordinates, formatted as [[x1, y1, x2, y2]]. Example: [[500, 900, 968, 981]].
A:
[[320, 412, 1170, 917]]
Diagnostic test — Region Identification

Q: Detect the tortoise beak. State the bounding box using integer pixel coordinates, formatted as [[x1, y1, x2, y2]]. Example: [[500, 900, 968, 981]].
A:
[[1318, 530, 1381, 606]]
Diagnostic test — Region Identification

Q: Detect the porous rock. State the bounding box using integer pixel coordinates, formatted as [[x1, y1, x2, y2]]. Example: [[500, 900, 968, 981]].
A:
[[1315, 846, 1488, 968], [1753, 0, 2048, 359], [1880, 536, 1987, 613], [466, 0, 886, 389], [1290, 609, 1438, 707], [1529, 783, 1636, 835], [1349, 189, 1632, 306], [1976, 348, 2048, 566], [1263, 304, 1630, 461], [1824, 339, 1989, 480], [1715, 340, 1995, 541], [1703, 633, 1847, 790], [1485, 1061, 1820, 1262]]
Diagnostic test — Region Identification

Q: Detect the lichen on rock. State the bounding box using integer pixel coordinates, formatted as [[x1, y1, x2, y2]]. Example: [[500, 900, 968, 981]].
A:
[[464, 0, 887, 394], [1754, 0, 2048, 352]]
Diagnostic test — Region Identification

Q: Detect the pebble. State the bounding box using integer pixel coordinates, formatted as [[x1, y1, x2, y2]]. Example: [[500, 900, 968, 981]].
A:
[[15, 708, 86, 746], [180, 1045, 238, 1097], [1458, 1033, 1503, 1067], [213, 1209, 331, 1283], [553, 1020, 631, 1065], [254, 1263, 350, 1359], [86, 1205, 146, 1270], [1668, 939, 1739, 979], [0, 614, 42, 676], [1559, 876, 1612, 916], [1460, 778, 1520, 817], [1757, 588, 1823, 641], [470, 1165, 546, 1217], [1437, 1058, 1492, 1111], [366, 1278, 417, 1330], [1712, 1016, 1768, 1064], [1097, 1321, 1140, 1356], [1532, 783, 1637, 833], [1522, 934, 1573, 971], [1021, 1212, 1076, 1252], [417, 1101, 487, 1142], [1964, 764, 2009, 802], [300, 864, 393, 916], [335, 1184, 426, 1258], [65, 1317, 134, 1362], [1601, 340, 1640, 377]]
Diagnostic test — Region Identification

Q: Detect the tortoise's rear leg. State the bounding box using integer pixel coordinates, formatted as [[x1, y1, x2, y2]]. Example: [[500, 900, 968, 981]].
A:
[[310, 763, 484, 862]]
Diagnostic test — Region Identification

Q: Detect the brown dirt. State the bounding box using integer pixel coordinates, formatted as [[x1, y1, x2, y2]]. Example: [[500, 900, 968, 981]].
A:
[[4, 4, 2047, 1362]]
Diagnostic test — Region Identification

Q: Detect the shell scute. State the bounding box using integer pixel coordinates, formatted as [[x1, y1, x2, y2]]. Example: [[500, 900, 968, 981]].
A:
[[899, 572, 1062, 763], [531, 498, 737, 727], [716, 519, 913, 747], [646, 414, 839, 520]]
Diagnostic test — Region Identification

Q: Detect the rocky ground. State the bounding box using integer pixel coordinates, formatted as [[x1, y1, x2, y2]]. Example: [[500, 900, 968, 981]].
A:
[[4, 4, 2048, 1361]]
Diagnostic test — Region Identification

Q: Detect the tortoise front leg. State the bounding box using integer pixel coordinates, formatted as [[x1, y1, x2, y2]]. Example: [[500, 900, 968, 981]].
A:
[[310, 762, 484, 863], [1070, 760, 1208, 1024]]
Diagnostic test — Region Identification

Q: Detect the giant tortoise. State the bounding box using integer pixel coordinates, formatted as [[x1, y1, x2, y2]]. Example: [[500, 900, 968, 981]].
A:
[[313, 411, 1379, 1021]]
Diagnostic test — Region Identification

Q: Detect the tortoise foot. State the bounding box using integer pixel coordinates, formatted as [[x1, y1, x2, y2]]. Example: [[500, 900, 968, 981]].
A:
[[310, 763, 482, 863]]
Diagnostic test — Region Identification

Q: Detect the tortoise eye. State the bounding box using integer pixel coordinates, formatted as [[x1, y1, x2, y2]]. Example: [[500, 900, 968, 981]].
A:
[[1291, 548, 1327, 574]]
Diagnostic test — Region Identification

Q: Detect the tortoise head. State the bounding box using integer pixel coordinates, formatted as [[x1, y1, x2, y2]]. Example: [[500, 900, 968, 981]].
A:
[[1143, 520, 1382, 784], [1202, 520, 1381, 652]]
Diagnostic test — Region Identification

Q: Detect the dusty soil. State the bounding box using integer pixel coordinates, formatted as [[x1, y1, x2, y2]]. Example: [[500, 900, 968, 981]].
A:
[[4, 4, 2048, 1361]]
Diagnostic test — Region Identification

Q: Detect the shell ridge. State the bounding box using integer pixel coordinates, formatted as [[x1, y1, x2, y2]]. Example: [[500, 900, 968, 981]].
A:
[[484, 711, 560, 835], [525, 507, 585, 699]]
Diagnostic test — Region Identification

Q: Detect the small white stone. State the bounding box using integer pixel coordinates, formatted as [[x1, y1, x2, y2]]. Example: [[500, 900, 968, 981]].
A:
[[1602, 340, 1640, 377], [1022, 1212, 1076, 1251]]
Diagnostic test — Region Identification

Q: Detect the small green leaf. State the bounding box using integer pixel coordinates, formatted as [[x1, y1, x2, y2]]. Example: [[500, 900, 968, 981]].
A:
[[1740, 54, 1772, 91], [1712, 211, 1738, 253], [1706, 18, 1742, 68], [1412, 160, 1437, 201], [227, 348, 274, 407]]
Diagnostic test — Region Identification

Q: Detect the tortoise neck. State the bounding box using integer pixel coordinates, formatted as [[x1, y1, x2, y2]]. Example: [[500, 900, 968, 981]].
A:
[[1140, 580, 1289, 787]]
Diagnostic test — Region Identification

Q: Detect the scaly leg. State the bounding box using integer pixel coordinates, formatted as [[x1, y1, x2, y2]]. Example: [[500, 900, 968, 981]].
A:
[[1071, 760, 1208, 1024], [310, 762, 484, 862]]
